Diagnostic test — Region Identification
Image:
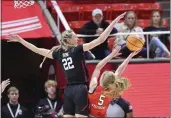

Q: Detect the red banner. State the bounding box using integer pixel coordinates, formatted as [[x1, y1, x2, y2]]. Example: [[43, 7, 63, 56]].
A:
[[1, 1, 52, 39]]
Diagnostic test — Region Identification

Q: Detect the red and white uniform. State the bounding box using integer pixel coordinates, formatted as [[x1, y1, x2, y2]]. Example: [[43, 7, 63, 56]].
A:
[[88, 86, 113, 117]]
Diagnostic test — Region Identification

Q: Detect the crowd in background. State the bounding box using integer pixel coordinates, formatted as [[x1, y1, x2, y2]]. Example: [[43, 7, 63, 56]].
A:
[[80, 9, 170, 60]]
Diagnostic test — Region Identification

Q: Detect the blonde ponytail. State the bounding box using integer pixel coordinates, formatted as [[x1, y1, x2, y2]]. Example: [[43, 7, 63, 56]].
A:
[[114, 77, 131, 94], [102, 76, 131, 100]]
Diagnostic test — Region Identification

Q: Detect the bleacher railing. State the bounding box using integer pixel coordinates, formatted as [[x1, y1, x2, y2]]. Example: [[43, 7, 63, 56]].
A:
[[51, 0, 170, 63], [77, 31, 170, 59]]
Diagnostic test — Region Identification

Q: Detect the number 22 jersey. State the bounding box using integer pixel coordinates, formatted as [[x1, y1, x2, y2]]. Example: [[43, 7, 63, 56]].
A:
[[52, 45, 89, 85]]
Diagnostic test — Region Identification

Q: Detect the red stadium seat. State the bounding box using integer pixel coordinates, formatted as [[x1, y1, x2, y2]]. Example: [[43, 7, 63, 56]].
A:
[[79, 4, 110, 20], [57, 2, 161, 22], [127, 0, 156, 3], [57, 4, 81, 21], [109, 4, 125, 19], [107, 37, 116, 52], [109, 4, 138, 19], [137, 19, 169, 28], [69, 21, 88, 33], [61, 0, 156, 4], [137, 20, 150, 28], [109, 3, 161, 19], [137, 3, 161, 19]]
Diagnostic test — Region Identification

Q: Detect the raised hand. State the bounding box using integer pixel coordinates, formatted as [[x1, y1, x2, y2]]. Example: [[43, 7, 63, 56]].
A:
[[114, 12, 127, 23], [6, 34, 22, 42], [131, 49, 142, 57], [1, 78, 10, 94], [112, 45, 122, 57]]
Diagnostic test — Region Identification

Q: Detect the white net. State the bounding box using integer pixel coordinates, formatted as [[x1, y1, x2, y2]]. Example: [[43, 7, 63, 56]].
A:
[[14, 0, 35, 8]]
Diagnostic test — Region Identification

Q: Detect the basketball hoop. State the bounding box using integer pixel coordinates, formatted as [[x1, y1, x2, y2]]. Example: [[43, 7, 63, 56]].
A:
[[14, 0, 35, 8]]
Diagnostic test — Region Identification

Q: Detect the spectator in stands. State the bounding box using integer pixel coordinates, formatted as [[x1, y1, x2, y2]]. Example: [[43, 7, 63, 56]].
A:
[[144, 10, 170, 58], [2, 86, 30, 118], [80, 8, 117, 60], [114, 11, 147, 58], [35, 80, 63, 118]]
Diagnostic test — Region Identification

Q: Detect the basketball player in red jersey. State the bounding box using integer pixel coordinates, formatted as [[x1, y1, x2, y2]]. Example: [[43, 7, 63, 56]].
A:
[[88, 46, 140, 117]]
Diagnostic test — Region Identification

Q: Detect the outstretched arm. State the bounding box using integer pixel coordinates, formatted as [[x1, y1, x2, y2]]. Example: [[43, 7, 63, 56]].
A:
[[6, 35, 53, 59], [115, 51, 139, 77], [83, 12, 126, 52], [89, 46, 121, 93]]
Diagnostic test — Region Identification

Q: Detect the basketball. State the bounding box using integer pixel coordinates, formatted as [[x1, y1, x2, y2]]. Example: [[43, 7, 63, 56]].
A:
[[126, 35, 145, 51]]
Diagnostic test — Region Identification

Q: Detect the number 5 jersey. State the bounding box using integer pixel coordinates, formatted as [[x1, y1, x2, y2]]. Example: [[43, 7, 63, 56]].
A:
[[88, 86, 133, 117], [88, 86, 113, 117]]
